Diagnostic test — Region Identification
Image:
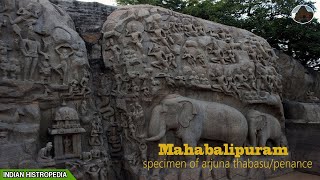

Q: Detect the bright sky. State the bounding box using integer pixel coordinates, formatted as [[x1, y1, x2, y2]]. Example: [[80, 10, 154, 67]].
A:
[[78, 0, 320, 20], [79, 0, 117, 6]]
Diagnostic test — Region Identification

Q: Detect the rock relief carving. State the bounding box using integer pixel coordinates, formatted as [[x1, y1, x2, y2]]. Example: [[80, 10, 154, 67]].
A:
[[0, 2, 290, 180], [101, 5, 287, 180]]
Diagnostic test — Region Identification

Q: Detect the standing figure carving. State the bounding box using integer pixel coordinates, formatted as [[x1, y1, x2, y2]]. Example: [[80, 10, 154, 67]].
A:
[[20, 33, 49, 80], [55, 44, 74, 84]]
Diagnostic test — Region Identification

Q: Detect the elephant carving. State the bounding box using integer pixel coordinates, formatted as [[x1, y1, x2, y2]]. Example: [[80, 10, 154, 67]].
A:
[[246, 110, 286, 147], [145, 94, 248, 146]]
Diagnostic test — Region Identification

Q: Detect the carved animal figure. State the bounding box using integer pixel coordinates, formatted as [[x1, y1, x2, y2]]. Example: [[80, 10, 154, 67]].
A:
[[246, 110, 285, 147], [146, 94, 248, 146]]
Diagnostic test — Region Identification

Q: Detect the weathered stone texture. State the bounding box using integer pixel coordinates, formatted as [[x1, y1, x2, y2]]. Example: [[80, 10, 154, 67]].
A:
[[1, 0, 319, 179], [0, 0, 90, 168], [276, 51, 320, 175], [275, 50, 320, 101], [101, 5, 288, 179], [49, 0, 116, 62]]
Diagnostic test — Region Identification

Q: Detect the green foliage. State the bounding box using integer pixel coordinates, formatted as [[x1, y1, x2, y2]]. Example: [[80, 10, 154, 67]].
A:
[[116, 0, 187, 12], [116, 0, 320, 69]]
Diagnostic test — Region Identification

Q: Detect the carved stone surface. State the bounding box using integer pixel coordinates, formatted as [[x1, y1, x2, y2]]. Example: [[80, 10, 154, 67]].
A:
[[0, 0, 91, 169], [275, 50, 315, 101], [49, 0, 117, 62], [101, 5, 288, 180], [1, 1, 318, 179]]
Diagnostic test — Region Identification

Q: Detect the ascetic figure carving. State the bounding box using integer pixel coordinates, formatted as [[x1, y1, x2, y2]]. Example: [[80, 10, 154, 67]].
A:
[[37, 142, 55, 166]]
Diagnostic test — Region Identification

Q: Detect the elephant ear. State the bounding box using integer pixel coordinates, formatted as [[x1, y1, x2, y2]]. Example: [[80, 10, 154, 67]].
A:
[[256, 115, 267, 130], [178, 101, 197, 128]]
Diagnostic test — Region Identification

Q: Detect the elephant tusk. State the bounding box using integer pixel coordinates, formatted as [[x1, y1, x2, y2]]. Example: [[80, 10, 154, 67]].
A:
[[145, 125, 166, 142]]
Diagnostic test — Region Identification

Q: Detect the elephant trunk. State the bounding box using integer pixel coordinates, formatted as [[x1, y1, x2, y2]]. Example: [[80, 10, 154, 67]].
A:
[[145, 113, 166, 141]]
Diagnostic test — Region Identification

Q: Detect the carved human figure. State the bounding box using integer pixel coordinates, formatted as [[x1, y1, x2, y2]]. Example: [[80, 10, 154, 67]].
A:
[[98, 74, 112, 96], [139, 68, 152, 93], [68, 79, 80, 96], [105, 37, 121, 61], [20, 34, 49, 80], [120, 114, 131, 143], [234, 67, 251, 90], [248, 46, 258, 62], [175, 76, 186, 87], [114, 72, 127, 94], [86, 165, 101, 180], [224, 50, 237, 63], [148, 44, 169, 71], [266, 67, 277, 92], [80, 71, 91, 96], [255, 62, 268, 91], [55, 44, 74, 84], [188, 71, 200, 87], [249, 37, 270, 58], [39, 58, 52, 83], [125, 152, 139, 166], [208, 42, 225, 64], [99, 165, 108, 180], [182, 48, 196, 66], [146, 13, 162, 31], [129, 102, 145, 138], [194, 21, 206, 36], [80, 100, 88, 116], [210, 68, 228, 92], [37, 142, 55, 165], [306, 91, 319, 102], [226, 71, 240, 97], [4, 2, 42, 38], [89, 115, 104, 146], [131, 82, 140, 97], [64, 136, 72, 154], [184, 24, 197, 36], [0, 41, 11, 79], [128, 117, 138, 141], [196, 52, 206, 65], [246, 67, 257, 90], [123, 49, 140, 66], [139, 142, 148, 162], [206, 29, 219, 39], [149, 22, 173, 48], [217, 28, 229, 39], [168, 16, 179, 33], [199, 74, 210, 85], [8, 58, 20, 80], [71, 43, 89, 80], [166, 53, 177, 69]]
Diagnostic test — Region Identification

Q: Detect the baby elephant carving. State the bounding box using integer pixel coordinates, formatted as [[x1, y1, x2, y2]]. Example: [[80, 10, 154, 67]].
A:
[[246, 110, 287, 147]]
